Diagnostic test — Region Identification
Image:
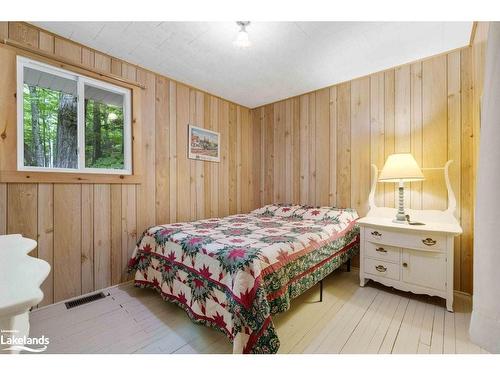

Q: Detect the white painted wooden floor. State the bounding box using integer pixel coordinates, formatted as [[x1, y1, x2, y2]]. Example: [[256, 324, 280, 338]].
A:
[[28, 270, 489, 354]]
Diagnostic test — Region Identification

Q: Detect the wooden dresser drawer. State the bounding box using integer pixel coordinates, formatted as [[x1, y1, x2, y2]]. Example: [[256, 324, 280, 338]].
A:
[[364, 258, 400, 281], [365, 242, 400, 263], [365, 226, 446, 251]]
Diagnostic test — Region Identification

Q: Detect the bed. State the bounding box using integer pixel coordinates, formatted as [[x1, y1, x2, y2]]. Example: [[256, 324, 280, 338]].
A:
[[128, 204, 359, 353]]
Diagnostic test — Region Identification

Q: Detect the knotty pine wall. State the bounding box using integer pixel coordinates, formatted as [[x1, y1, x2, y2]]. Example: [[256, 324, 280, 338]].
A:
[[0, 22, 487, 303], [0, 22, 261, 306], [250, 35, 487, 294]]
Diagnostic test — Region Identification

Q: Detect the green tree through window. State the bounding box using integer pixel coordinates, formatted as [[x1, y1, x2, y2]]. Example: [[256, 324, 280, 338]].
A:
[[19, 57, 131, 173], [23, 84, 78, 168]]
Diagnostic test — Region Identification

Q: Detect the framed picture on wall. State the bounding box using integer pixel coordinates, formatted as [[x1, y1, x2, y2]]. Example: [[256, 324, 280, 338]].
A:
[[188, 124, 221, 162]]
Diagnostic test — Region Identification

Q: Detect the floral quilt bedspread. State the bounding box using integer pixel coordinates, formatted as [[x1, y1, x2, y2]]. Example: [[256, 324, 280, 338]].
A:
[[128, 204, 359, 354]]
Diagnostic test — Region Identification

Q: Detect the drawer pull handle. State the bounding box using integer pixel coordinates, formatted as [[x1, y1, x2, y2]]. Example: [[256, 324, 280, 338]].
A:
[[375, 247, 387, 253], [402, 262, 408, 268], [422, 238, 437, 246], [375, 265, 387, 272], [371, 231, 382, 237]]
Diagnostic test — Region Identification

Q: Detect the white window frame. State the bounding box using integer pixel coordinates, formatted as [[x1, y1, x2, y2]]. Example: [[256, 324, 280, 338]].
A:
[[16, 56, 132, 175]]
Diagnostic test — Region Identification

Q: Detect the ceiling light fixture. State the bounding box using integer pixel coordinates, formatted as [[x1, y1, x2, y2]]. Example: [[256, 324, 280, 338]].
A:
[[233, 21, 251, 48]]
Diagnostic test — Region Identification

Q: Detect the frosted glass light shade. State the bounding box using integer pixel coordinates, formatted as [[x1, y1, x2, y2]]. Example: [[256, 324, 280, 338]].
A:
[[233, 30, 250, 48], [379, 153, 424, 182]]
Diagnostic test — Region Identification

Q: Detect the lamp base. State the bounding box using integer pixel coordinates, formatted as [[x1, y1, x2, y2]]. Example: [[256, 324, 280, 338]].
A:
[[394, 183, 407, 224]]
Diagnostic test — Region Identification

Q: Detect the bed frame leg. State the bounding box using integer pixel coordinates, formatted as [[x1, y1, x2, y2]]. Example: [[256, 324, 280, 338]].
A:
[[346, 259, 351, 272], [319, 279, 323, 302]]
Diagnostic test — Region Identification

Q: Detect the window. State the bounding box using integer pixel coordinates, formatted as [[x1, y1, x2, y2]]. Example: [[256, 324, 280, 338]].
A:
[[17, 57, 132, 174]]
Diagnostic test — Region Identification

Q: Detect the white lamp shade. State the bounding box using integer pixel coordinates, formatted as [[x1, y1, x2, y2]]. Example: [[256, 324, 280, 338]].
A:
[[378, 153, 424, 182]]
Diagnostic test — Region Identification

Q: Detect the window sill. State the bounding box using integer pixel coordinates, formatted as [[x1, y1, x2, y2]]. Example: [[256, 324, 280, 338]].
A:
[[0, 170, 141, 184]]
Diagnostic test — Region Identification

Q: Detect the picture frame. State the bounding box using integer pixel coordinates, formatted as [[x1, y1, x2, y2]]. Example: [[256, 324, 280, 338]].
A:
[[188, 124, 221, 162]]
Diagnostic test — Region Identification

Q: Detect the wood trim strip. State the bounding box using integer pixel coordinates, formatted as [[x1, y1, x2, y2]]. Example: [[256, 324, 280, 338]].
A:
[[0, 170, 142, 184], [1, 38, 146, 90]]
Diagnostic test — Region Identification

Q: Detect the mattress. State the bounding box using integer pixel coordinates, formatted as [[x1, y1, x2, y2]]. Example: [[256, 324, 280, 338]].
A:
[[128, 204, 359, 353]]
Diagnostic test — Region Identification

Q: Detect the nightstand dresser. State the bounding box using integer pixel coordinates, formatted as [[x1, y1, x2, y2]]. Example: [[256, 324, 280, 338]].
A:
[[359, 162, 463, 312]]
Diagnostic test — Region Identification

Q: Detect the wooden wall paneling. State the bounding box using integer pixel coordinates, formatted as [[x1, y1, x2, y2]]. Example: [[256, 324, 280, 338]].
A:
[[236, 107, 242, 213], [53, 184, 81, 302], [369, 72, 385, 207], [122, 63, 137, 82], [93, 184, 111, 290], [8, 22, 39, 49], [273, 101, 285, 203], [0, 22, 8, 40], [447, 50, 462, 292], [111, 58, 122, 76], [188, 89, 198, 221], [38, 31, 54, 54], [94, 52, 111, 73], [81, 48, 95, 69], [169, 81, 178, 223], [252, 108, 263, 208], [299, 96, 310, 205], [7, 184, 38, 256], [0, 183, 6, 235], [262, 105, 274, 205], [121, 185, 137, 281], [37, 184, 53, 306], [155, 76, 170, 224], [54, 37, 82, 63], [328, 88, 337, 207], [472, 24, 488, 199], [307, 94, 317, 206], [195, 91, 205, 219], [211, 98, 221, 216], [336, 83, 351, 208], [460, 47, 474, 294], [110, 185, 122, 285], [395, 65, 412, 206], [260, 107, 267, 206], [240, 107, 249, 212], [218, 100, 230, 217], [395, 65, 412, 150], [422, 55, 448, 210], [292, 97, 301, 205], [175, 84, 190, 222], [131, 84, 144, 191], [284, 100, 293, 204], [241, 107, 253, 213], [315, 88, 330, 206], [0, 47, 17, 172], [136, 70, 156, 231], [383, 70, 396, 207], [202, 95, 212, 218], [81, 184, 94, 294], [410, 62, 423, 210], [350, 77, 371, 217], [468, 23, 488, 293], [228, 103, 237, 214]]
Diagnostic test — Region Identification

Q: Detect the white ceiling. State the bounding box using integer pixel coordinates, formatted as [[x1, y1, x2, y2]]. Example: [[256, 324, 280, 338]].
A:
[[32, 22, 473, 108]]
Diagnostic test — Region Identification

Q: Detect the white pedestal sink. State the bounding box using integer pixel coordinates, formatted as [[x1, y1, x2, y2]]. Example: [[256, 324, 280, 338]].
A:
[[0, 234, 50, 354]]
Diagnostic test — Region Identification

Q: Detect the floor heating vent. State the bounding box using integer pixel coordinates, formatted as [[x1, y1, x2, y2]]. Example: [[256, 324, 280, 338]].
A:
[[65, 292, 106, 309]]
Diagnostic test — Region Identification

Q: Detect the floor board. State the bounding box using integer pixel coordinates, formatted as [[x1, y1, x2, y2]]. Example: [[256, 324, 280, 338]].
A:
[[28, 270, 489, 354]]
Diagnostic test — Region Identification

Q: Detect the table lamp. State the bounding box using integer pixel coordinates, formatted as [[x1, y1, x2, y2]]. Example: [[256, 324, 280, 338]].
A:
[[378, 153, 425, 223]]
